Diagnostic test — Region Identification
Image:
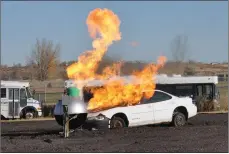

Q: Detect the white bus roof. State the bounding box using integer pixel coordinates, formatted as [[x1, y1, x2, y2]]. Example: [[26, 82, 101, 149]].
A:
[[1, 80, 30, 88], [65, 75, 218, 88]]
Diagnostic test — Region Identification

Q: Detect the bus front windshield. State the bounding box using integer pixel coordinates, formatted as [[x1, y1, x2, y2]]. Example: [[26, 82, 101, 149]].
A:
[[26, 87, 32, 98]]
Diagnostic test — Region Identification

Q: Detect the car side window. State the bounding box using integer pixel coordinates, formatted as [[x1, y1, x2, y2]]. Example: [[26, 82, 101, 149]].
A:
[[141, 91, 172, 104]]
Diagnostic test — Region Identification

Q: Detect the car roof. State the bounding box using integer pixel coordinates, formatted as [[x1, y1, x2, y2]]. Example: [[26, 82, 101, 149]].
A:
[[142, 89, 176, 97]]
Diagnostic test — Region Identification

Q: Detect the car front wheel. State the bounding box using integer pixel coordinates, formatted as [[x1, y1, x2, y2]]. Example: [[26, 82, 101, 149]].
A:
[[110, 117, 126, 129], [172, 112, 186, 127]]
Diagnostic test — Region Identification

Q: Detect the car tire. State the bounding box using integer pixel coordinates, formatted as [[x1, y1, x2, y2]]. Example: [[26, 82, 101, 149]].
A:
[[172, 112, 186, 127], [110, 117, 126, 129]]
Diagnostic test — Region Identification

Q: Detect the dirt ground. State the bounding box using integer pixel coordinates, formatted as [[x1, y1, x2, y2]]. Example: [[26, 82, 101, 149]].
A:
[[1, 113, 228, 153]]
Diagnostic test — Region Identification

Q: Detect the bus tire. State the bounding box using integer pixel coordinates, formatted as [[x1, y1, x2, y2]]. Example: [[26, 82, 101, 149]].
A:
[[21, 107, 38, 119]]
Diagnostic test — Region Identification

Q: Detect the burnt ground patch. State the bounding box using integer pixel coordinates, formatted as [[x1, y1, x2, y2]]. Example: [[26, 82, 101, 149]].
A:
[[1, 113, 228, 152]]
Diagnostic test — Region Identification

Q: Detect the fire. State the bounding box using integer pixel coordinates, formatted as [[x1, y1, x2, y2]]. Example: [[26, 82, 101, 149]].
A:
[[87, 56, 166, 111], [66, 8, 167, 112], [66, 8, 121, 81]]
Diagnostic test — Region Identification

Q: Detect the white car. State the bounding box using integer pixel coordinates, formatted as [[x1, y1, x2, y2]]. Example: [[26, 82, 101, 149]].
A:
[[54, 90, 197, 129]]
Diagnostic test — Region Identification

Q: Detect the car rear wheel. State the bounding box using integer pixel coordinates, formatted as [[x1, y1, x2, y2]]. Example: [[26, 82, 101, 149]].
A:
[[110, 117, 126, 129], [172, 112, 186, 127]]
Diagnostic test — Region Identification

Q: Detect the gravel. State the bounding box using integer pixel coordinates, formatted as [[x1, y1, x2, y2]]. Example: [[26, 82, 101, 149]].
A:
[[1, 113, 228, 152]]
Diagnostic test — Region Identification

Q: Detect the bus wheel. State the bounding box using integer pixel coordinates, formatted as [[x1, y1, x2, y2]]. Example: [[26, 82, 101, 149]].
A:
[[25, 112, 34, 119], [24, 110, 37, 119]]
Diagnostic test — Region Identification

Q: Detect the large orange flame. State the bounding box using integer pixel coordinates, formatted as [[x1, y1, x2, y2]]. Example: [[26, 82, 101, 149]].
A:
[[66, 8, 121, 82], [66, 8, 167, 112]]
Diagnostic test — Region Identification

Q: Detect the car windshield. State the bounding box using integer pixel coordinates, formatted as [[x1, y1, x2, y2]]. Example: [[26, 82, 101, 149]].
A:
[[26, 87, 32, 98]]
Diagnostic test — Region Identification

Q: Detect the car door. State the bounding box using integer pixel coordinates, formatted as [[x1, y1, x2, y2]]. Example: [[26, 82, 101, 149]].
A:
[[149, 91, 174, 123], [128, 100, 154, 126]]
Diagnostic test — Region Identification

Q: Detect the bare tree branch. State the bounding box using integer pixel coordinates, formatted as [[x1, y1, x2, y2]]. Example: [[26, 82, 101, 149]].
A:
[[171, 35, 189, 63], [28, 38, 60, 81]]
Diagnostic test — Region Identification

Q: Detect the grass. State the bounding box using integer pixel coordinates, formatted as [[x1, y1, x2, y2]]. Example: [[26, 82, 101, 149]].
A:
[[218, 81, 228, 87], [34, 93, 62, 105], [218, 87, 228, 111]]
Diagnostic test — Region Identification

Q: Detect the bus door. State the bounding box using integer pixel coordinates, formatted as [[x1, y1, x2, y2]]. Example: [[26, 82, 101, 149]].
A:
[[8, 88, 20, 118], [195, 84, 203, 98], [19, 88, 27, 108], [195, 84, 214, 104]]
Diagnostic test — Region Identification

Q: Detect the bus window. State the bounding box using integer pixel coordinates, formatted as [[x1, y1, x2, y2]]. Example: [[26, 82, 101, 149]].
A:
[[175, 85, 193, 97], [1, 88, 6, 98], [20, 88, 27, 107], [26, 87, 32, 98], [205, 85, 212, 94], [20, 89, 27, 99], [156, 85, 175, 95], [197, 85, 203, 96], [204, 85, 213, 100], [215, 86, 220, 100], [9, 88, 19, 100]]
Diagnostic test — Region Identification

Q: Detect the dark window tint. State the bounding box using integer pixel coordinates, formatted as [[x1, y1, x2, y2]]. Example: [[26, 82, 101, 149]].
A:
[[1, 88, 6, 98], [141, 91, 172, 104], [175, 85, 193, 97]]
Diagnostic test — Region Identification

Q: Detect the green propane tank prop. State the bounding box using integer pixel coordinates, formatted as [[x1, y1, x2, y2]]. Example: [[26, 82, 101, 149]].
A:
[[67, 87, 80, 97], [62, 86, 87, 138]]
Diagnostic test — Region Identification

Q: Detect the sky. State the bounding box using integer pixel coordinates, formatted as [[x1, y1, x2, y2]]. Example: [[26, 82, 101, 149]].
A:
[[1, 1, 228, 66]]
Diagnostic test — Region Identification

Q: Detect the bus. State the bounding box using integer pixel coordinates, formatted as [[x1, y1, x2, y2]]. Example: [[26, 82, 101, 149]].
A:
[[155, 74, 220, 110], [64, 74, 220, 109], [1, 81, 42, 119]]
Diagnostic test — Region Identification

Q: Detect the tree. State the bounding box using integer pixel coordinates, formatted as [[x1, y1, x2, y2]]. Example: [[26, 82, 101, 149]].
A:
[[170, 35, 190, 74], [29, 38, 60, 81], [171, 35, 189, 63]]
